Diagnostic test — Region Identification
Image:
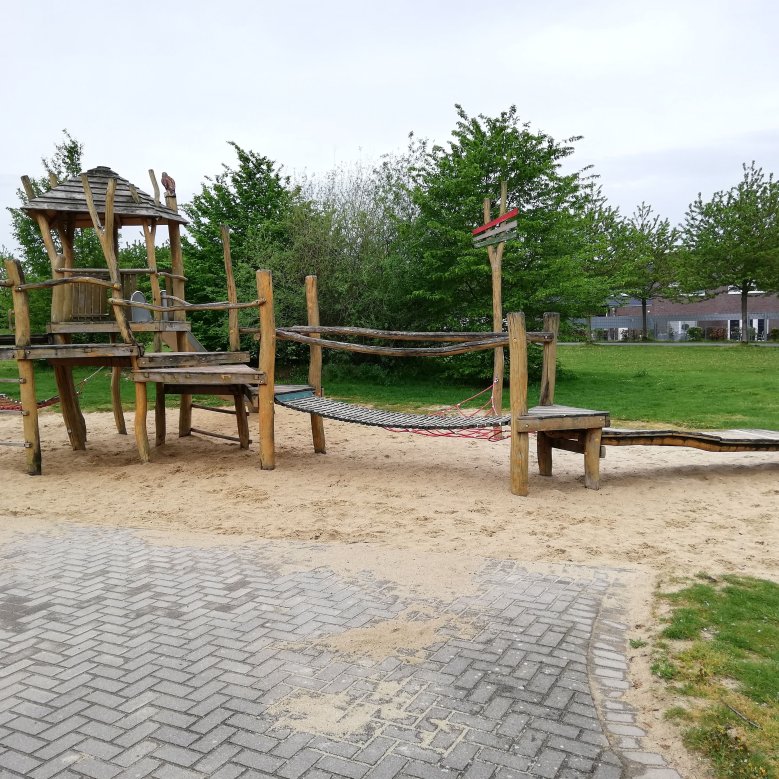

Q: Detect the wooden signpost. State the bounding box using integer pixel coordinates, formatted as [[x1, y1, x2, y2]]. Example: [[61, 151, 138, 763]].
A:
[[472, 182, 519, 421]]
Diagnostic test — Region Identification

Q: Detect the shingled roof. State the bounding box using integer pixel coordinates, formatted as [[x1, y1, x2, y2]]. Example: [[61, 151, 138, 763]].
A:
[[23, 166, 188, 228]]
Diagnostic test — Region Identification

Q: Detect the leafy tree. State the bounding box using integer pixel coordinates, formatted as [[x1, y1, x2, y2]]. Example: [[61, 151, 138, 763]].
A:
[[402, 105, 611, 332], [612, 203, 680, 340], [181, 142, 296, 350], [681, 162, 779, 343], [7, 130, 103, 279]]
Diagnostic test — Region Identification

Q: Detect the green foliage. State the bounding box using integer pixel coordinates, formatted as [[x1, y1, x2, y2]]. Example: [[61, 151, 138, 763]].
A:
[[681, 162, 779, 343], [611, 202, 680, 339], [181, 142, 297, 351], [401, 105, 613, 331]]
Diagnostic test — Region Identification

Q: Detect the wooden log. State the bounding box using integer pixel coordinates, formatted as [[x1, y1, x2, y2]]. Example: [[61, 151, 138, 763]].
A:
[[167, 205, 187, 323], [80, 175, 135, 345], [485, 185, 507, 421], [179, 392, 192, 437], [537, 432, 553, 476], [190, 427, 245, 443], [111, 365, 127, 435], [53, 364, 86, 450], [508, 312, 529, 496], [257, 270, 276, 469], [134, 381, 151, 462], [14, 277, 118, 291], [4, 260, 31, 346], [17, 360, 41, 475], [113, 299, 260, 313], [539, 313, 559, 406], [148, 169, 161, 205], [583, 428, 603, 490], [221, 225, 241, 352], [22, 177, 66, 323], [276, 330, 509, 357], [305, 275, 326, 454], [49, 321, 192, 334], [155, 383, 166, 447], [142, 221, 163, 351], [234, 391, 250, 449], [283, 325, 553, 342]]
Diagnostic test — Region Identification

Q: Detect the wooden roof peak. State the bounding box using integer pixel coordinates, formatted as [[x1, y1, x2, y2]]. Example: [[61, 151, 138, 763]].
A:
[[22, 165, 188, 228]]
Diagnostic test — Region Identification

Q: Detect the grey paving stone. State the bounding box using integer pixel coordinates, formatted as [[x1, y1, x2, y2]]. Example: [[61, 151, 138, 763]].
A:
[[0, 527, 682, 779]]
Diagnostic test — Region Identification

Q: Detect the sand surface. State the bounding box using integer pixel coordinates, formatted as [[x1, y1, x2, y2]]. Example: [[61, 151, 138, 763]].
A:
[[1, 406, 777, 778]]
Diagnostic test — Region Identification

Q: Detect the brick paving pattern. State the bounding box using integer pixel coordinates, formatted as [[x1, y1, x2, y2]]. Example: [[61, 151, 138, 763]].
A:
[[0, 528, 678, 778]]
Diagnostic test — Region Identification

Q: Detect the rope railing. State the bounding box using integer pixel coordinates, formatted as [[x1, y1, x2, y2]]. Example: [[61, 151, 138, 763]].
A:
[[276, 329, 508, 357], [285, 324, 554, 344]]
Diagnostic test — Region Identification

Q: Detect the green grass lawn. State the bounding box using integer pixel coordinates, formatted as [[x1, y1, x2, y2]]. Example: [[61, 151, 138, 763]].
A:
[[1, 344, 777, 428], [652, 575, 779, 779]]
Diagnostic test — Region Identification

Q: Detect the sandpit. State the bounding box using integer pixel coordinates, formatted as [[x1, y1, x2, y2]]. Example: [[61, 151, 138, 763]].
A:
[[1, 405, 776, 778], [1, 406, 776, 582]]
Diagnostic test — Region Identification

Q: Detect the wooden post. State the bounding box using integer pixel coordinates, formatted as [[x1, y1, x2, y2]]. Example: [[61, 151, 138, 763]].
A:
[[221, 225, 240, 352], [539, 312, 559, 405], [142, 220, 163, 352], [134, 381, 151, 463], [163, 188, 193, 433], [111, 365, 127, 435], [4, 259, 41, 474], [234, 391, 250, 449], [485, 181, 508, 420], [584, 428, 602, 490], [257, 270, 276, 469], [508, 311, 529, 496], [305, 275, 326, 454], [155, 384, 166, 447]]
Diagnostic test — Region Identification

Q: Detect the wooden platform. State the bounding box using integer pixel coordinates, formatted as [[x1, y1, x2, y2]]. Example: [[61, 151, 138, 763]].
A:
[[132, 363, 265, 386], [601, 427, 779, 452]]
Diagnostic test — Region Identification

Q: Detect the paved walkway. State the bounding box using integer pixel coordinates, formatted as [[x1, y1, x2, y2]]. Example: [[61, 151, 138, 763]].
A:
[[0, 527, 680, 779]]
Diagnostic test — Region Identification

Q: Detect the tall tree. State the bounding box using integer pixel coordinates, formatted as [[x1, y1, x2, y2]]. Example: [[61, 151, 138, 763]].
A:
[[681, 162, 779, 343], [401, 105, 611, 331], [613, 203, 680, 340], [181, 142, 296, 349]]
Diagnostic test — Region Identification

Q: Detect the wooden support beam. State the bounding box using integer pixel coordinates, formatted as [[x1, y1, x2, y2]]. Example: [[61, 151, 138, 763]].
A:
[[539, 312, 559, 406], [257, 270, 276, 469], [111, 363, 127, 435], [508, 312, 529, 496], [134, 381, 151, 462], [234, 391, 250, 449], [221, 225, 241, 352], [155, 384, 166, 447], [305, 275, 326, 454]]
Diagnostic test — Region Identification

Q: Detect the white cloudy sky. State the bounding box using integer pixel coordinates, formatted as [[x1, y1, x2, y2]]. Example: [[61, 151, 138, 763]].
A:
[[1, 0, 777, 251]]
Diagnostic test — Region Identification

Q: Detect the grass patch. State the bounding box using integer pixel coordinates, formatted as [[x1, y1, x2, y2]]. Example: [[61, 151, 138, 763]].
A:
[[2, 344, 778, 428], [651, 575, 779, 778]]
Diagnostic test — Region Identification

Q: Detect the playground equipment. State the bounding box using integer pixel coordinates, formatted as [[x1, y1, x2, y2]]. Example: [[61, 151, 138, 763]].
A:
[[261, 275, 610, 496], [3, 166, 271, 474]]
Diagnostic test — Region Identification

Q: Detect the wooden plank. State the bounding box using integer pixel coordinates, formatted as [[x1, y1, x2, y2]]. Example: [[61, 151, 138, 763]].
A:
[[190, 427, 244, 443], [473, 229, 519, 248], [137, 351, 250, 368], [537, 432, 553, 476], [14, 344, 140, 360], [472, 207, 519, 235], [131, 367, 265, 384], [49, 321, 192, 333]]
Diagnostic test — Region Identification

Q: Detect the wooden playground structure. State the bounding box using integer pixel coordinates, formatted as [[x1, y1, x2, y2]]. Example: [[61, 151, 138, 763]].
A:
[[2, 169, 778, 496]]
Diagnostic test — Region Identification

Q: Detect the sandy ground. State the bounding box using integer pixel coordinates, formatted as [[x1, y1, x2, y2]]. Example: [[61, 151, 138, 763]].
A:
[[1, 406, 777, 777]]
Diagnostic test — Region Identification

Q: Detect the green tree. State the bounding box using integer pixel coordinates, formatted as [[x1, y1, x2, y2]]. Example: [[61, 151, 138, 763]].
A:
[[181, 142, 297, 349], [681, 162, 779, 343], [402, 105, 611, 332], [612, 203, 680, 340]]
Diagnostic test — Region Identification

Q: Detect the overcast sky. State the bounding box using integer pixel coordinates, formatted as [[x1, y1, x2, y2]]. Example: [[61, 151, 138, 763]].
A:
[[1, 0, 777, 251]]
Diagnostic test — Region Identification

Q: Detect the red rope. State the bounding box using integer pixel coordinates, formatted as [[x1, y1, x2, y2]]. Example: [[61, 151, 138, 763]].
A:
[[385, 381, 508, 442]]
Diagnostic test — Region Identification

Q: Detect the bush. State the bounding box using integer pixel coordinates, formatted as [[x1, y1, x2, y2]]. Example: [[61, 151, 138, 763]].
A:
[[768, 328, 779, 342], [706, 327, 726, 341], [687, 326, 704, 341]]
